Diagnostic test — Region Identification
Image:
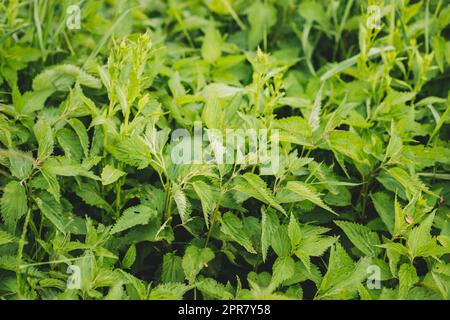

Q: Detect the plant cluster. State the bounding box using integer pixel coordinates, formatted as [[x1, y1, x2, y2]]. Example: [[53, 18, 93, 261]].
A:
[[0, 0, 449, 300]]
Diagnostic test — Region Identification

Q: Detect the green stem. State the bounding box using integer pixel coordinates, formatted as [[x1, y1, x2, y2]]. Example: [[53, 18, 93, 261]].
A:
[[16, 207, 32, 299]]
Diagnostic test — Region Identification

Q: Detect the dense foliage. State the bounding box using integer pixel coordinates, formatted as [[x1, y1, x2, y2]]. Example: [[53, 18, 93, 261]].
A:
[[0, 0, 450, 300]]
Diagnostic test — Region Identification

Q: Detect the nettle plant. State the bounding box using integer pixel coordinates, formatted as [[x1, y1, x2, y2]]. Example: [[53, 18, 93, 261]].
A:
[[0, 0, 449, 300]]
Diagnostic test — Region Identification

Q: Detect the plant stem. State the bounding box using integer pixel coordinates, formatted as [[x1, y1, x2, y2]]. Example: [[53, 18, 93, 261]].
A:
[[16, 207, 32, 299]]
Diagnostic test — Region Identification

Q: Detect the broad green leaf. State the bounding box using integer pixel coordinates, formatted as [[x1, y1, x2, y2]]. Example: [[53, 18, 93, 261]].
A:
[[407, 211, 444, 259], [371, 192, 395, 234], [196, 277, 233, 299], [161, 253, 184, 284], [111, 205, 156, 234], [101, 165, 126, 186], [192, 180, 215, 228], [261, 209, 279, 262], [271, 225, 291, 257], [270, 256, 295, 289], [398, 264, 419, 299], [68, 118, 90, 157], [33, 64, 101, 92], [1, 181, 27, 233], [328, 130, 369, 165], [34, 193, 67, 234], [34, 119, 53, 160], [246, 1, 277, 49], [201, 25, 222, 63], [220, 212, 256, 254], [0, 230, 16, 246], [285, 181, 336, 215], [335, 220, 381, 257], [182, 245, 215, 284], [121, 245, 136, 269], [235, 173, 285, 214], [148, 283, 190, 300], [288, 214, 301, 247]]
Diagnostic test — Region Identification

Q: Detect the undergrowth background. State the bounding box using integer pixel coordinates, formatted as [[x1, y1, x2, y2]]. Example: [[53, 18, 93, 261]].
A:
[[0, 0, 450, 300]]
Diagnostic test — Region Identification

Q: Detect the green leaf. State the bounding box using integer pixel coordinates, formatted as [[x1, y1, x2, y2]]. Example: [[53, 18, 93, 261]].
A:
[[288, 214, 301, 248], [8, 153, 33, 180], [68, 118, 90, 157], [56, 127, 83, 161], [111, 205, 157, 235], [201, 25, 222, 63], [270, 256, 295, 289], [235, 173, 285, 214], [196, 277, 233, 299], [192, 180, 215, 228], [371, 192, 395, 234], [42, 157, 100, 180], [247, 1, 277, 49], [220, 212, 256, 254], [398, 263, 419, 299], [74, 182, 113, 213], [34, 119, 54, 160], [101, 165, 126, 185], [0, 230, 16, 246], [34, 192, 67, 234], [335, 220, 381, 257], [161, 253, 184, 284], [407, 211, 444, 259], [316, 243, 371, 300], [1, 181, 27, 233], [271, 225, 291, 257], [33, 64, 101, 92], [433, 35, 446, 72], [182, 245, 215, 284], [386, 167, 432, 199], [261, 209, 279, 262], [284, 181, 336, 215], [122, 244, 136, 269], [298, 1, 330, 31], [328, 130, 369, 165], [148, 283, 190, 300], [106, 135, 152, 169], [273, 116, 313, 147], [173, 187, 191, 224]]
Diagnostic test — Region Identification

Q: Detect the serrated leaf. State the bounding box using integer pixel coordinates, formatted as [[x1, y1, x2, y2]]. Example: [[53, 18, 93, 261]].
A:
[[173, 187, 190, 224], [398, 264, 419, 299], [34, 193, 67, 234], [328, 130, 368, 165], [285, 181, 336, 215], [148, 283, 190, 300], [101, 165, 126, 186], [201, 25, 222, 63], [196, 277, 233, 299], [74, 182, 113, 213], [68, 118, 90, 157], [34, 119, 53, 161], [288, 214, 301, 247], [335, 220, 381, 257], [33, 64, 101, 92], [270, 256, 295, 289], [161, 253, 184, 284], [261, 209, 279, 262], [0, 230, 16, 246], [235, 173, 285, 214], [371, 192, 395, 234], [1, 181, 27, 233], [111, 205, 156, 235], [192, 180, 215, 228], [182, 245, 214, 284], [220, 212, 256, 254], [122, 244, 136, 269]]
